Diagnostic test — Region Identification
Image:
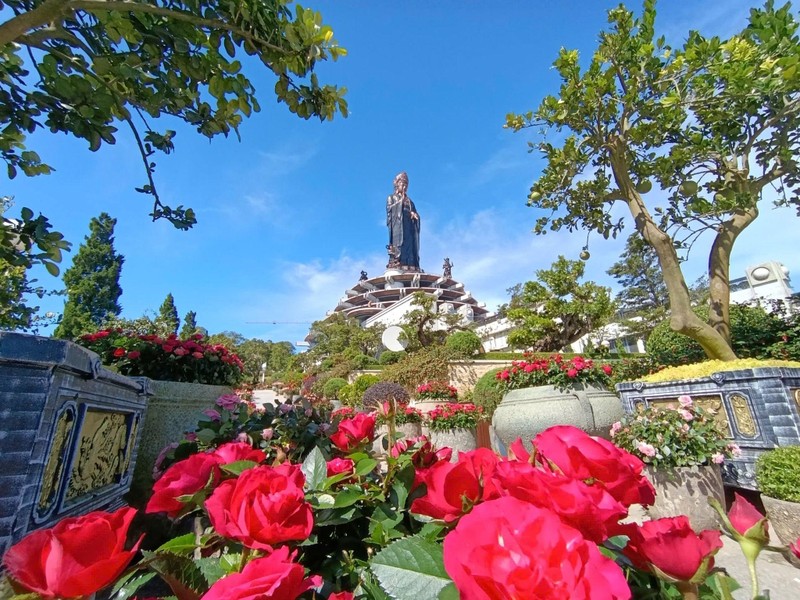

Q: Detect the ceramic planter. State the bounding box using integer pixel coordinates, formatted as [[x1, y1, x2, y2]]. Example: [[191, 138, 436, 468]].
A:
[[761, 495, 800, 546], [429, 428, 477, 459], [491, 384, 623, 453], [645, 464, 725, 532]]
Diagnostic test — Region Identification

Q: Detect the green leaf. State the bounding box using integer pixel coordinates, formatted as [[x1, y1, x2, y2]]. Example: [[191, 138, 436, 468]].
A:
[[109, 571, 157, 600], [195, 557, 227, 585], [195, 428, 217, 444], [220, 460, 258, 476], [355, 457, 378, 476], [301, 446, 328, 491], [437, 583, 459, 600], [156, 532, 198, 555], [334, 487, 367, 508], [370, 535, 453, 600], [44, 261, 60, 276]]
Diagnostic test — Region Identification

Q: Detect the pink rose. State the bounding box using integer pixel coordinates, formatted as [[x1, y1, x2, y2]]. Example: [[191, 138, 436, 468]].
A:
[[444, 497, 630, 599], [173, 347, 188, 356], [192, 351, 204, 359], [216, 394, 242, 411], [202, 408, 221, 421], [636, 441, 657, 457], [678, 395, 693, 408], [261, 428, 274, 440], [212, 442, 266, 465], [202, 546, 320, 600], [146, 453, 221, 517]]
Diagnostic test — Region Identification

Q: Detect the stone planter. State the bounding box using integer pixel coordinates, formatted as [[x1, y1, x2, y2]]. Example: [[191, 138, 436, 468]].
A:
[[617, 366, 800, 489], [372, 423, 422, 455], [645, 465, 725, 532], [429, 428, 477, 459], [491, 385, 623, 454], [0, 333, 148, 555], [132, 380, 232, 495], [761, 495, 800, 546]]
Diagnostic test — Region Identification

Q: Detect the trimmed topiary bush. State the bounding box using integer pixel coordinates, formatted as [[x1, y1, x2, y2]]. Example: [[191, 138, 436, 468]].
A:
[[756, 446, 800, 502], [445, 330, 482, 357], [339, 374, 381, 407], [647, 304, 787, 366], [362, 381, 409, 410], [323, 377, 348, 400], [471, 368, 505, 417]]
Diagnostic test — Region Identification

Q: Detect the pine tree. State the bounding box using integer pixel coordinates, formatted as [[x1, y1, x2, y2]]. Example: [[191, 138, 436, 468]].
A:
[[606, 233, 670, 337], [54, 213, 123, 339], [158, 293, 180, 335], [180, 311, 198, 338]]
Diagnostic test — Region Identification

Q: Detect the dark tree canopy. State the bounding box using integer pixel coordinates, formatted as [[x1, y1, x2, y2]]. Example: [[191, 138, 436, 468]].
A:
[[54, 212, 123, 339], [506, 0, 800, 360], [158, 292, 179, 334], [0, 0, 347, 270], [180, 310, 197, 337]]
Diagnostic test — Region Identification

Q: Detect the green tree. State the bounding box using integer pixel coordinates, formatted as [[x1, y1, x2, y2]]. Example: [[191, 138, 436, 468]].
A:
[[180, 310, 198, 337], [400, 292, 467, 350], [607, 232, 669, 338], [506, 1, 800, 360], [0, 0, 347, 270], [54, 213, 123, 339], [158, 293, 179, 334], [303, 312, 383, 370], [506, 256, 614, 352]]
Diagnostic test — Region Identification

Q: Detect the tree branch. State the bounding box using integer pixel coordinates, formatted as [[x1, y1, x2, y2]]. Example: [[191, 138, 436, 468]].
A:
[[0, 0, 71, 46], [67, 0, 288, 55]]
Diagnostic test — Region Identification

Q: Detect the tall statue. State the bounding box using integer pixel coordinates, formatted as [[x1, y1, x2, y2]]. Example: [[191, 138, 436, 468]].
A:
[[386, 171, 421, 271]]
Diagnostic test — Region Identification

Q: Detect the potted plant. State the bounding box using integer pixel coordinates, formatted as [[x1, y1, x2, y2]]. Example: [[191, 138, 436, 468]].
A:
[[79, 329, 244, 492], [755, 445, 800, 546], [492, 354, 622, 451], [425, 402, 485, 457], [611, 394, 740, 531], [414, 380, 458, 413]]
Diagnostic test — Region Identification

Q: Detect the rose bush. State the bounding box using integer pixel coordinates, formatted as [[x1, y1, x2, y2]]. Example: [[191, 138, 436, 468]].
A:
[[425, 402, 484, 431], [4, 412, 781, 600], [415, 381, 458, 401], [79, 330, 244, 385], [610, 395, 740, 468]]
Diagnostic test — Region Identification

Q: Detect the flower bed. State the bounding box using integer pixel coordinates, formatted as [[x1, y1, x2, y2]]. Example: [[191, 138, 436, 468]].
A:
[[2, 396, 794, 600], [79, 330, 244, 386], [496, 353, 613, 392]]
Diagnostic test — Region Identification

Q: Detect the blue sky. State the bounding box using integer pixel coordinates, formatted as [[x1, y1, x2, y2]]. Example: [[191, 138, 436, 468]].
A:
[[7, 0, 798, 348]]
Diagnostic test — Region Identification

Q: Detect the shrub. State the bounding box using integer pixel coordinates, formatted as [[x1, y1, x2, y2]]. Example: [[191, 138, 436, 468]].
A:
[[415, 381, 458, 401], [609, 355, 661, 386], [445, 330, 482, 357], [350, 353, 377, 370], [380, 346, 456, 391], [755, 446, 800, 502], [362, 382, 409, 410], [472, 368, 505, 416], [322, 377, 348, 399], [379, 350, 405, 365], [647, 304, 787, 366], [339, 374, 381, 407]]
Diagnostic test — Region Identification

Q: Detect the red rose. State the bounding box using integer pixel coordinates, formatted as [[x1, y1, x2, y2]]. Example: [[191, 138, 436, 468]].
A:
[[444, 497, 630, 600], [202, 546, 321, 600], [328, 592, 354, 600], [411, 448, 499, 522], [327, 457, 356, 478], [493, 460, 627, 543], [533, 425, 656, 507], [622, 516, 723, 583], [127, 350, 141, 360], [205, 464, 313, 550], [391, 436, 452, 487], [728, 492, 769, 540], [146, 452, 221, 518], [330, 413, 376, 452], [212, 442, 266, 465], [602, 364, 613, 375], [113, 347, 126, 358], [567, 368, 578, 377], [3, 507, 141, 599]]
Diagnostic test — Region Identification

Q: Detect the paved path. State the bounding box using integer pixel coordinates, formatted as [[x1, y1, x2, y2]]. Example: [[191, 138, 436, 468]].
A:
[[252, 388, 280, 408], [717, 534, 800, 599]]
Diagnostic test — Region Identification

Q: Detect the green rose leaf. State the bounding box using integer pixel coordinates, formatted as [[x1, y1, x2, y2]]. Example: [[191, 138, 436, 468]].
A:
[[301, 446, 328, 491], [370, 535, 453, 600]]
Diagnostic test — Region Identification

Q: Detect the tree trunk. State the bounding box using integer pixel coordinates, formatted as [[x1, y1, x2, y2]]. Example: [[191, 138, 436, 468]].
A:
[[607, 139, 736, 360], [708, 201, 759, 346]]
